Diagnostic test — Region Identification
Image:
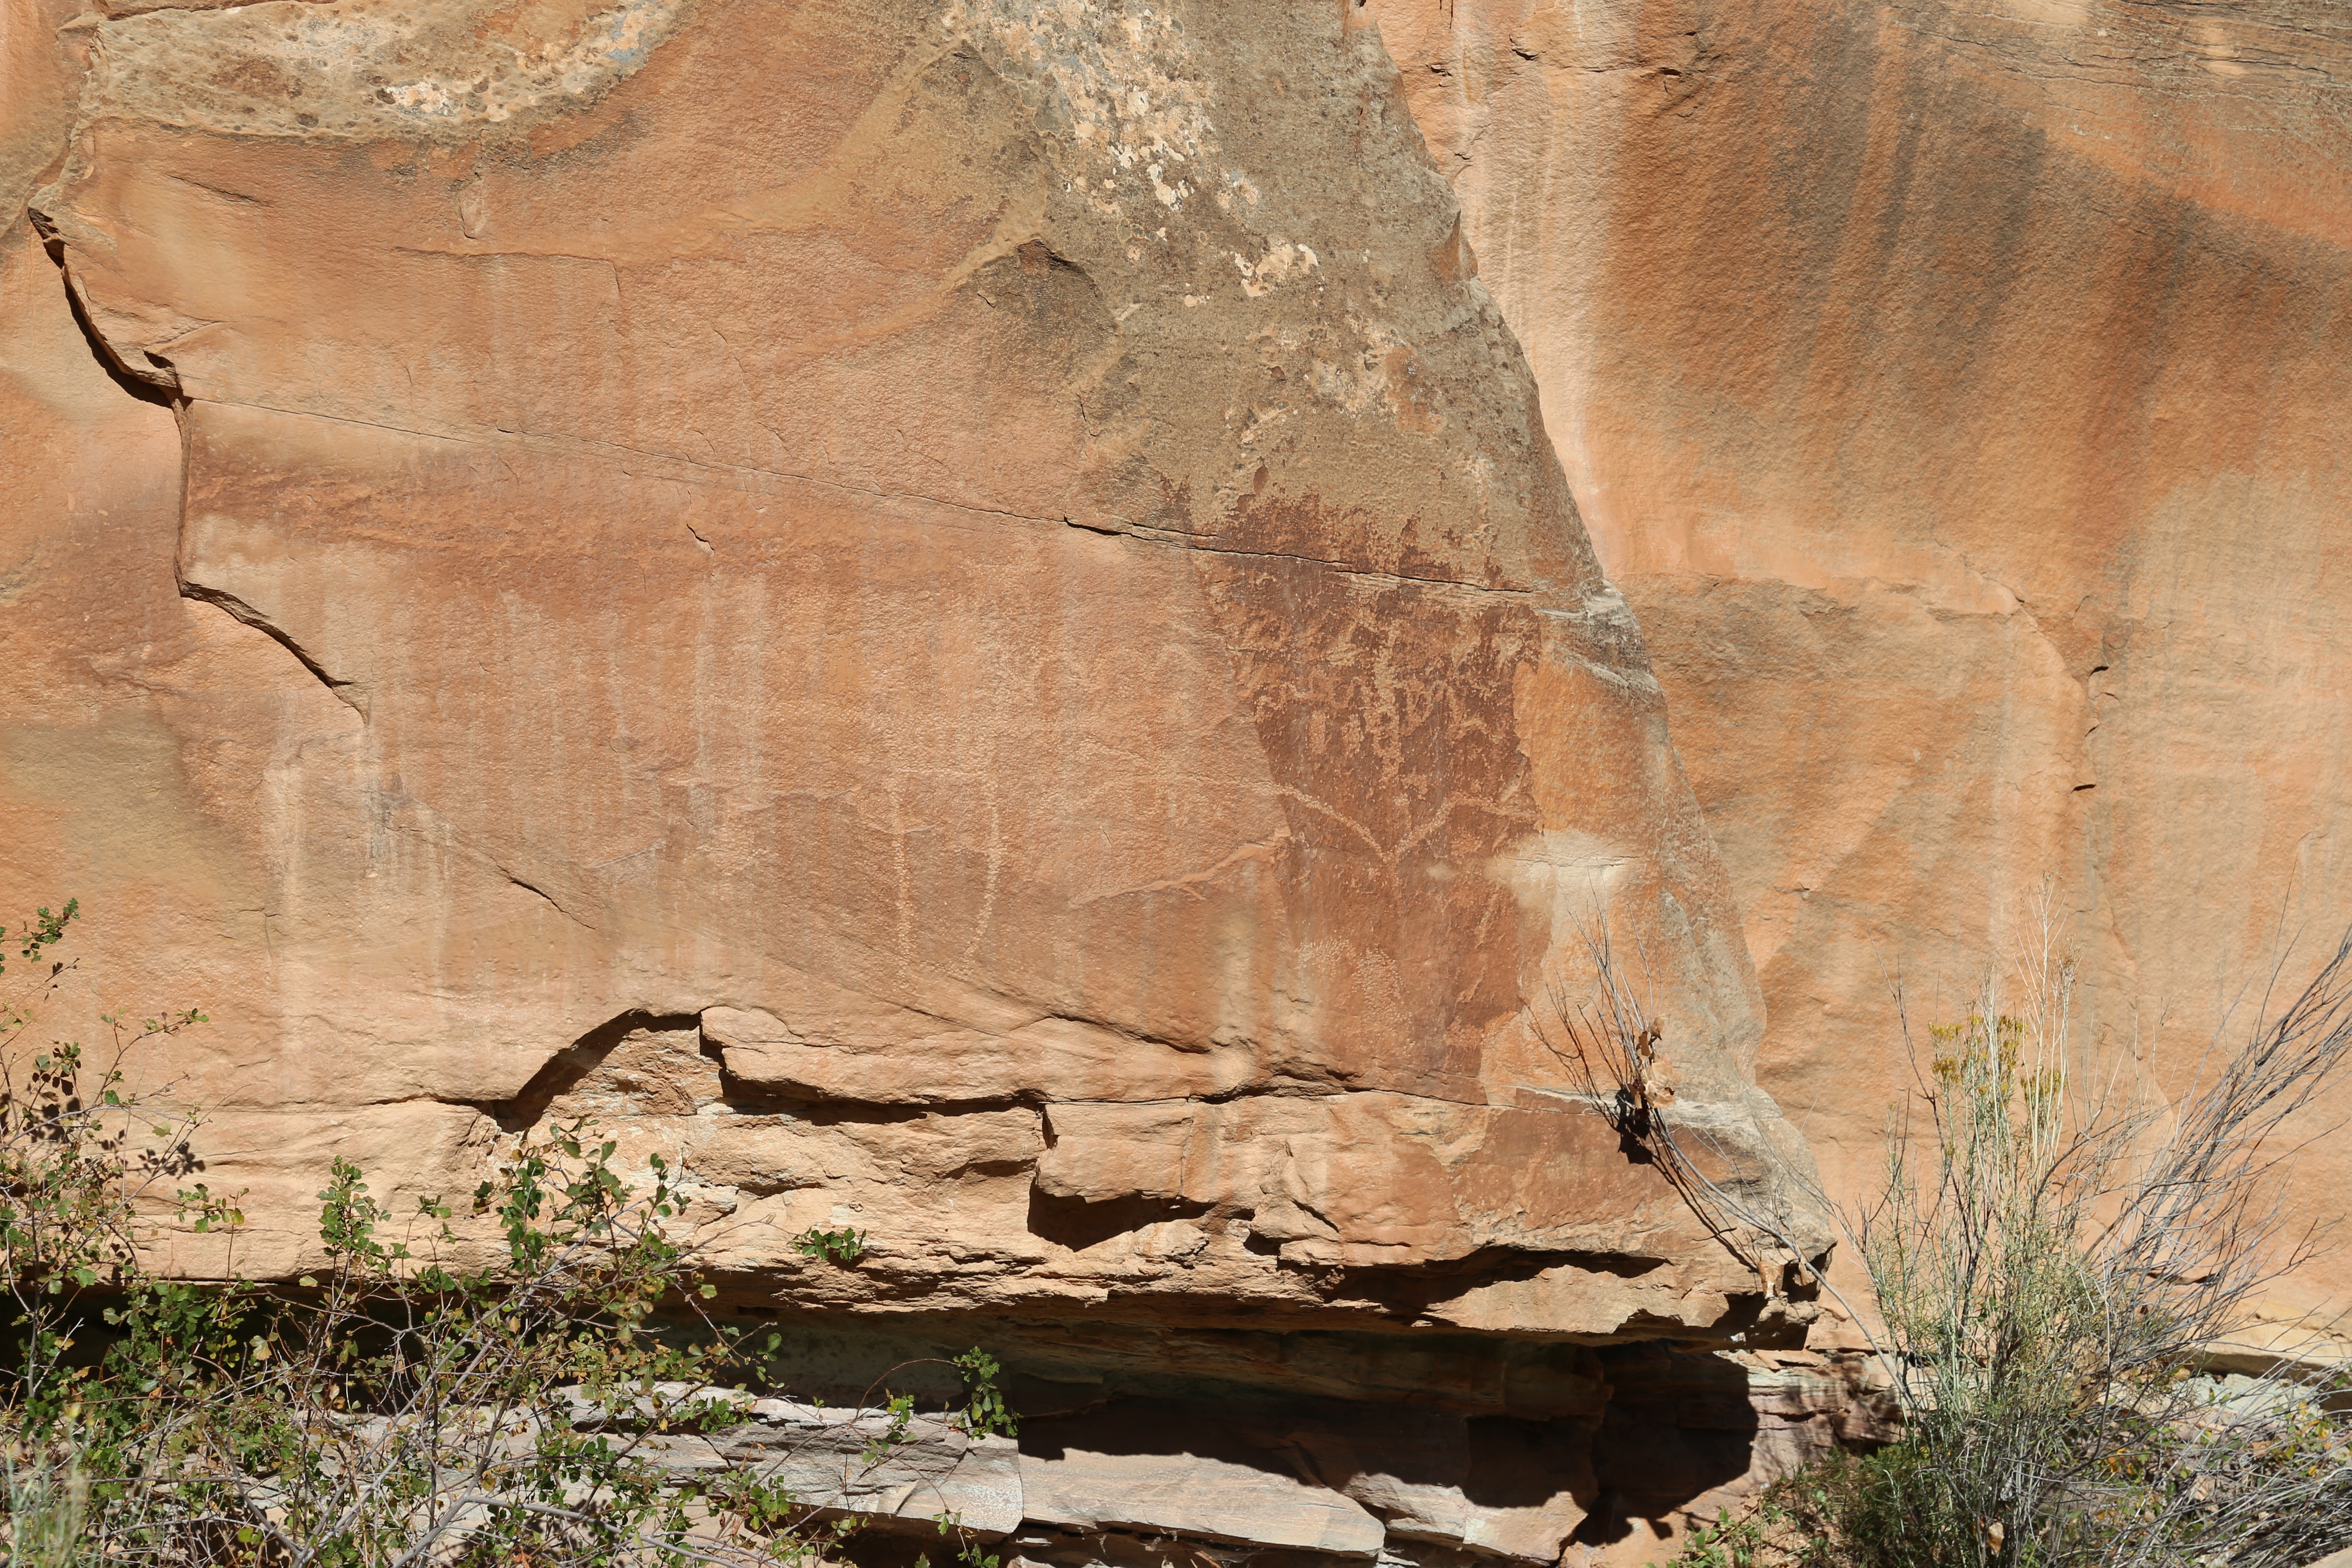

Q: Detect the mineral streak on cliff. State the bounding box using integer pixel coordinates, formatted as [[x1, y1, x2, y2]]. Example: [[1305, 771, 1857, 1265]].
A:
[[1372, 0, 2352, 1363], [3, 0, 1838, 1560]]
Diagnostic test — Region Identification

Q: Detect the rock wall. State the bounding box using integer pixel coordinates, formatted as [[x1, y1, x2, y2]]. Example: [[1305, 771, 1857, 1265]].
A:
[[1371, 0, 2352, 1356], [2, 0, 1841, 1561]]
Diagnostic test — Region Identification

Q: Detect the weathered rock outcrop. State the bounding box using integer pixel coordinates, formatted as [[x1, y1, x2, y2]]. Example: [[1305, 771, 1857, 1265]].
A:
[[1372, 0, 2352, 1359], [3, 0, 1833, 1562]]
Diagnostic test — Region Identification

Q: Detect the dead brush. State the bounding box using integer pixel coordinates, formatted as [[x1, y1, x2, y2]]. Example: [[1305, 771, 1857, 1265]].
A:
[[1530, 919, 1845, 1320]]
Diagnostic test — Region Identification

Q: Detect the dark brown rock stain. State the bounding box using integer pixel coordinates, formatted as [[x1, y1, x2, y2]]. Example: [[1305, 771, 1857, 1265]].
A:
[[1197, 492, 1546, 1102]]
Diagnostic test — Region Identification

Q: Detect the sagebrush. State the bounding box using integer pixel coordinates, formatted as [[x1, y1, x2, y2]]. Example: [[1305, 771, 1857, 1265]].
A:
[[1659, 902, 2352, 1568]]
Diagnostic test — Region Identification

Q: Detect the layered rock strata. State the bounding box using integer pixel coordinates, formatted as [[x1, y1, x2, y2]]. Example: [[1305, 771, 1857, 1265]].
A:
[[1372, 0, 2352, 1357], [3, 0, 1835, 1562], [560, 1346, 1878, 1566], [356, 1346, 1877, 1568]]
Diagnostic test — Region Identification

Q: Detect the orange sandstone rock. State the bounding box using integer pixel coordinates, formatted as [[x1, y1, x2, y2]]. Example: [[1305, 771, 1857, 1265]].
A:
[[3, 3, 1834, 1559], [1373, 0, 2352, 1376]]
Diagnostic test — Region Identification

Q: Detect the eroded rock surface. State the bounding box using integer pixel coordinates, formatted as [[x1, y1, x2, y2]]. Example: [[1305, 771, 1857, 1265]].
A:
[[4, 0, 1834, 1562], [1372, 0, 2352, 1364]]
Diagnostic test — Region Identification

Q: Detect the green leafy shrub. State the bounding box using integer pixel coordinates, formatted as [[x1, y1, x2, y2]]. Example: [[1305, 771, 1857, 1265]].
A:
[[790, 1226, 868, 1267], [0, 897, 1016, 1565]]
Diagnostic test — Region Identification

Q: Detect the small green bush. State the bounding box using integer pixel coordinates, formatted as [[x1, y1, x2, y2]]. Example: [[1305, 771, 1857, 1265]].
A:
[[0, 896, 1014, 1565], [790, 1226, 868, 1267]]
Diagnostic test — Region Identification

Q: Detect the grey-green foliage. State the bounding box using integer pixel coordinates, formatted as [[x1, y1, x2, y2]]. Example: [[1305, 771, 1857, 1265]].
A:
[[1853, 928, 2352, 1568], [3, 1449, 85, 1568], [1665, 912, 2352, 1568]]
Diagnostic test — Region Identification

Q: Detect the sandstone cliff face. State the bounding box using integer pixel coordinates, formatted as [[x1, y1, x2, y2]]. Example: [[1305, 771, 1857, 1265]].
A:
[[3, 0, 1832, 1559], [1373, 0, 2352, 1355]]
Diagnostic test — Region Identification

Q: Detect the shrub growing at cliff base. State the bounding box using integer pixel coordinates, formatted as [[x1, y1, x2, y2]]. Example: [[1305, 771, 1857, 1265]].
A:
[[0, 898, 1014, 1565], [1664, 910, 2352, 1568]]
